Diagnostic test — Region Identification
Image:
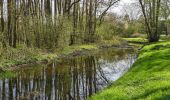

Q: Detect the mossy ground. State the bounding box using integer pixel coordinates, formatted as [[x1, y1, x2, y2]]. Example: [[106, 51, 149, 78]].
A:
[[90, 41, 170, 100]]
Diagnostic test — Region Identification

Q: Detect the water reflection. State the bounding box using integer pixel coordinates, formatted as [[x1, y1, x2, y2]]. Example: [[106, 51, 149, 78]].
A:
[[0, 48, 136, 100]]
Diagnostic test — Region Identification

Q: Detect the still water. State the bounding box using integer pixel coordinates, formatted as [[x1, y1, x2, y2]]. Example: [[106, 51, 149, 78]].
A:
[[0, 48, 136, 100]]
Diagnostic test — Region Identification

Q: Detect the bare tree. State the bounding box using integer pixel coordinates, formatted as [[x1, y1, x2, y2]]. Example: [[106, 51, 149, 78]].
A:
[[98, 0, 120, 25], [160, 0, 170, 35], [122, 3, 142, 21], [139, 0, 162, 42], [0, 0, 4, 32]]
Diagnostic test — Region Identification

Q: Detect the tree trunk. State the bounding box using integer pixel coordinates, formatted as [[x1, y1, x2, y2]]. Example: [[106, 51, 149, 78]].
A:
[[139, 0, 161, 42], [0, 0, 4, 32]]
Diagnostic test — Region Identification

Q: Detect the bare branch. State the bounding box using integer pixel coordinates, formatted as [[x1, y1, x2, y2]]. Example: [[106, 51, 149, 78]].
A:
[[98, 0, 120, 25]]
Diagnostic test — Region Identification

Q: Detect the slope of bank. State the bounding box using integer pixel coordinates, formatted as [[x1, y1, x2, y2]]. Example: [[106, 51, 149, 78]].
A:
[[90, 41, 170, 100]]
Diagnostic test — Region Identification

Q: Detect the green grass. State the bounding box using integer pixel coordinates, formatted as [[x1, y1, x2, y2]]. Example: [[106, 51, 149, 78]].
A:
[[90, 41, 170, 100], [123, 37, 148, 43], [123, 35, 170, 44], [58, 44, 98, 55]]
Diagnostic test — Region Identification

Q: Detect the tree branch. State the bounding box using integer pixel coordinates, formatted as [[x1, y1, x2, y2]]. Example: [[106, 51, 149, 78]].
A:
[[99, 0, 120, 25], [67, 0, 81, 12]]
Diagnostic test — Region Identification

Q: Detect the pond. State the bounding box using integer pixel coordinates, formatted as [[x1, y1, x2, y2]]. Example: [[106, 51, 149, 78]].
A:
[[0, 48, 136, 100]]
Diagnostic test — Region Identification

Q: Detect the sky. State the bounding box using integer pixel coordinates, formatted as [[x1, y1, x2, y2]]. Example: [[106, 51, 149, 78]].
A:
[[1, 0, 138, 19], [111, 0, 137, 15]]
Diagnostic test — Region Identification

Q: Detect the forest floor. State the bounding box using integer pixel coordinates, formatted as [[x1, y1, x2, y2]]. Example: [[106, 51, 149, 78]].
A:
[[90, 40, 170, 99]]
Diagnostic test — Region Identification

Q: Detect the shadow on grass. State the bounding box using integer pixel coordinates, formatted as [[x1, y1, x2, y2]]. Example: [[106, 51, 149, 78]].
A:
[[157, 95, 170, 100], [133, 86, 170, 99]]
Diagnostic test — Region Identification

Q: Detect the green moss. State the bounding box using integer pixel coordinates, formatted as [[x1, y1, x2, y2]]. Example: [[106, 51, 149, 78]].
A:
[[90, 41, 170, 100]]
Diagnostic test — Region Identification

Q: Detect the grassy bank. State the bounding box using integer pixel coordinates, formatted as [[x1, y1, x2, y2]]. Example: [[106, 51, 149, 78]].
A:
[[90, 41, 170, 100]]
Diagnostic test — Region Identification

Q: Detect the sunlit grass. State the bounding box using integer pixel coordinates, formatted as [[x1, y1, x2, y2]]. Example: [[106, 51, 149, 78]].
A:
[[58, 44, 97, 55], [90, 41, 170, 100], [123, 37, 148, 43]]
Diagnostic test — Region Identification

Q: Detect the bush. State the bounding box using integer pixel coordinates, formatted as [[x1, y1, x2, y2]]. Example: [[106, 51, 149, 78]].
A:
[[96, 21, 124, 40]]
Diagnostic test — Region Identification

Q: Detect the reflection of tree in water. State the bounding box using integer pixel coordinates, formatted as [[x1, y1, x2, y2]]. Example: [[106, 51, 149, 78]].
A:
[[0, 56, 100, 100], [0, 49, 136, 100], [98, 48, 130, 62]]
